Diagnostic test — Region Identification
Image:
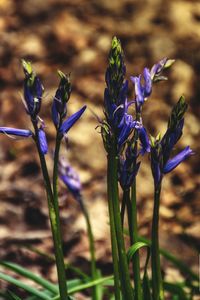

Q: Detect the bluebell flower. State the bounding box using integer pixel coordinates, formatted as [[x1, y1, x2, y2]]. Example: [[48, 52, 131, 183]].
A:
[[130, 58, 174, 113], [102, 37, 135, 153], [52, 71, 71, 128], [58, 157, 82, 200], [136, 124, 150, 155], [22, 60, 44, 119], [150, 58, 175, 83], [163, 146, 194, 174], [59, 105, 87, 136], [117, 113, 135, 149], [130, 68, 152, 112], [150, 97, 193, 187], [0, 127, 32, 137], [38, 127, 48, 155]]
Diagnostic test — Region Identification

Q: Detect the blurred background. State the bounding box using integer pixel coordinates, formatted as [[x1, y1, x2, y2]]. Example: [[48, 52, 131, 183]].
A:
[[0, 0, 199, 298]]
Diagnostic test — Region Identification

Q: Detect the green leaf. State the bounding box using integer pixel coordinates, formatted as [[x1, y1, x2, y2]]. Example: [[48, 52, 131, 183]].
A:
[[51, 276, 113, 300], [127, 241, 148, 263], [0, 261, 58, 294], [127, 241, 152, 300], [0, 272, 51, 300]]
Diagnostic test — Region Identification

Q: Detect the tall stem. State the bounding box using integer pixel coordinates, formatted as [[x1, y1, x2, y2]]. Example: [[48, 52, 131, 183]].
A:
[[130, 179, 142, 300], [151, 183, 164, 300], [108, 149, 133, 300], [107, 155, 121, 300], [79, 200, 98, 300], [34, 125, 68, 300]]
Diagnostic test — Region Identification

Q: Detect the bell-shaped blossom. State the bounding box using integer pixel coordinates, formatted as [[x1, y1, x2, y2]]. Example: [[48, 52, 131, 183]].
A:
[[137, 125, 150, 155], [130, 68, 152, 112], [117, 113, 135, 149], [0, 127, 32, 137], [59, 105, 86, 136], [163, 146, 194, 174], [38, 127, 48, 155], [58, 157, 82, 200]]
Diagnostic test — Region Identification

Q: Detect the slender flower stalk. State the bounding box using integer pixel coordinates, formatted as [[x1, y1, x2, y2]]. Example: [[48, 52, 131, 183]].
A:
[[101, 37, 134, 299], [21, 61, 70, 300], [151, 183, 164, 300], [108, 146, 133, 300], [32, 122, 69, 300], [58, 157, 98, 300], [150, 96, 194, 300]]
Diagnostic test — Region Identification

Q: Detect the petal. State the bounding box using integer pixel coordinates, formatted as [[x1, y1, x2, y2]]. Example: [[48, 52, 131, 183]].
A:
[[138, 126, 150, 155], [0, 127, 32, 137], [38, 128, 48, 155], [59, 105, 86, 135], [163, 146, 194, 174], [143, 68, 152, 97]]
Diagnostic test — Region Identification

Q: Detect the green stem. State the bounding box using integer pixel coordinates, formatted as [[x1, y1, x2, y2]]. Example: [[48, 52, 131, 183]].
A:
[[79, 199, 98, 300], [107, 155, 121, 300], [130, 180, 142, 300], [151, 184, 164, 300], [108, 150, 133, 300], [33, 124, 68, 300]]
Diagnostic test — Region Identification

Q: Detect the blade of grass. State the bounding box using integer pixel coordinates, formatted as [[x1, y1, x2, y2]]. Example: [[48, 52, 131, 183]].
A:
[[51, 275, 113, 300], [20, 245, 89, 280], [0, 272, 51, 300], [0, 261, 58, 294]]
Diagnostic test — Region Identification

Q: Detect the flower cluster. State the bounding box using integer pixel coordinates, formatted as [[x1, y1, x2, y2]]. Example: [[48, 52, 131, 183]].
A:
[[101, 37, 192, 192], [150, 96, 194, 187], [0, 61, 86, 155]]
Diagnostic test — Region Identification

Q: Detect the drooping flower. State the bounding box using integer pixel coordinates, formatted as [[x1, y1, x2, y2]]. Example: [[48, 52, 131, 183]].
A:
[[38, 127, 48, 155], [58, 157, 82, 201], [59, 105, 87, 136], [22, 60, 44, 119], [130, 68, 152, 112], [0, 127, 32, 137], [163, 146, 194, 174], [130, 58, 175, 113]]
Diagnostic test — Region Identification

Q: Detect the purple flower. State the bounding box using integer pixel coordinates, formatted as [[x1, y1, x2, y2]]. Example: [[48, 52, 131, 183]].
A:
[[150, 58, 175, 82], [163, 146, 194, 174], [130, 68, 152, 112], [161, 118, 184, 164], [58, 157, 82, 200], [22, 60, 43, 118], [137, 125, 150, 155], [38, 128, 48, 155], [118, 113, 135, 149], [0, 127, 32, 137], [59, 105, 87, 136]]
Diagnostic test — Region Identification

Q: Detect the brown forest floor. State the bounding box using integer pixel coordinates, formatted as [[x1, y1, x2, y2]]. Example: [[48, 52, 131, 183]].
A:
[[0, 0, 199, 299]]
